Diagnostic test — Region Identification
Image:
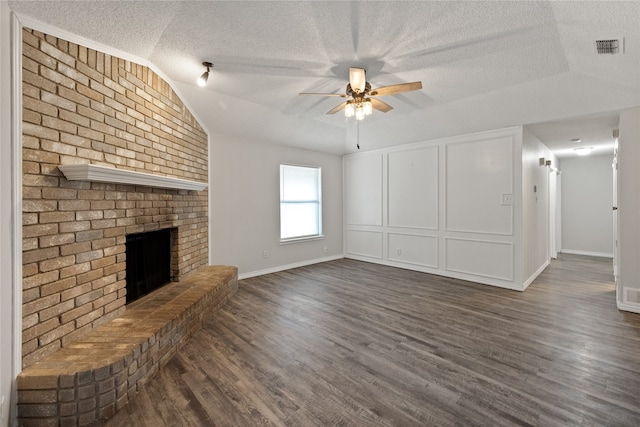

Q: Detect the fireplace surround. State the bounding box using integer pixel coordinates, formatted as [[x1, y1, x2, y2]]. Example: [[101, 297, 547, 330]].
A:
[[21, 27, 210, 369]]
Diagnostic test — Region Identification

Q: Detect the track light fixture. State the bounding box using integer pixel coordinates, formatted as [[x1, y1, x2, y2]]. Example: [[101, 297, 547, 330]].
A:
[[197, 61, 213, 86]]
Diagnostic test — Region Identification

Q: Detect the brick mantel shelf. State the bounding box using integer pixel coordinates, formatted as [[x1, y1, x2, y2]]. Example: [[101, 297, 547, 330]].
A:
[[58, 164, 208, 191]]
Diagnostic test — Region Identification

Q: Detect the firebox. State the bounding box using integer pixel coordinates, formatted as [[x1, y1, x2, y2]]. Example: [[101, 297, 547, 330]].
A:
[[125, 228, 173, 303]]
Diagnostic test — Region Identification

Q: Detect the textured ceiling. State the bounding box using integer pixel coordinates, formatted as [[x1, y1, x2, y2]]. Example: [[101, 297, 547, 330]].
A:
[[8, 0, 640, 156]]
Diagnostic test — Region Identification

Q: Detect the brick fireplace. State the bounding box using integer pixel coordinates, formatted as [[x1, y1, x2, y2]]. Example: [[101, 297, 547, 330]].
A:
[[21, 28, 209, 368]]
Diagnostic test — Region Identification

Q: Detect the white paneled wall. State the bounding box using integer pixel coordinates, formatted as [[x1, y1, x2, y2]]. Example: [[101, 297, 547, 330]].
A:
[[388, 233, 438, 268], [445, 238, 514, 281], [446, 137, 513, 235], [388, 147, 438, 230], [344, 127, 530, 290], [345, 154, 383, 226], [346, 230, 383, 259]]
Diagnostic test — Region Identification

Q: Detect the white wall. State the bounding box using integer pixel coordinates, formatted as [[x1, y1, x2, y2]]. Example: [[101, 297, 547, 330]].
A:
[[560, 154, 613, 257], [209, 134, 343, 278], [0, 3, 16, 425], [522, 128, 555, 283], [344, 127, 527, 290], [617, 107, 640, 313]]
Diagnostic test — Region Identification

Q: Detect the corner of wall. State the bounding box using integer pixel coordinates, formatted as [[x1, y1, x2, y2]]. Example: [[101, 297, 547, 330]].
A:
[[617, 107, 640, 305], [1, 5, 19, 426]]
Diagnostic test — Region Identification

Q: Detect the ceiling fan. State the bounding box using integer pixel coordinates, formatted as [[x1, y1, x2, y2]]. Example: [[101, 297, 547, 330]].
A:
[[299, 68, 422, 120]]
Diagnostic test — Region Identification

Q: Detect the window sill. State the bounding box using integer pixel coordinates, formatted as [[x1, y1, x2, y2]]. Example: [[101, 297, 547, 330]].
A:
[[280, 235, 325, 245]]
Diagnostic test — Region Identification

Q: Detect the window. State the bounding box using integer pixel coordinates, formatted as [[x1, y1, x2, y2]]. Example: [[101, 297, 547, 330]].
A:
[[280, 164, 322, 241]]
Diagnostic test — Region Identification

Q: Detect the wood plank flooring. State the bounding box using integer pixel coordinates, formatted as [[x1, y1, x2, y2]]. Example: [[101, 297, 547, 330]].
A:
[[99, 254, 640, 426]]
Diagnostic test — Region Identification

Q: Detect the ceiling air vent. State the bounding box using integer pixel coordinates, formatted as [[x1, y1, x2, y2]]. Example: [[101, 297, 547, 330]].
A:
[[596, 39, 621, 54]]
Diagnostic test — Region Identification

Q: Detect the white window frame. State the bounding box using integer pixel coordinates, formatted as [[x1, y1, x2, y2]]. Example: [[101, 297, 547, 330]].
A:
[[279, 164, 323, 243]]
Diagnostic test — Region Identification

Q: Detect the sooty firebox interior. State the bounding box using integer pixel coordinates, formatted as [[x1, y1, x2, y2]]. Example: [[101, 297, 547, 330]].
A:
[[126, 228, 172, 303]]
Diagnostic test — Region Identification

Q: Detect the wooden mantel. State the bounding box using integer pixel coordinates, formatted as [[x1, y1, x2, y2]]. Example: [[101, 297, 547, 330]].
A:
[[58, 164, 208, 191]]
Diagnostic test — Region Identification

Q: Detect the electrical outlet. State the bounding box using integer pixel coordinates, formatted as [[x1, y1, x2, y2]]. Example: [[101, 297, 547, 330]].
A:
[[263, 250, 268, 258], [501, 193, 514, 206], [323, 246, 328, 253], [396, 248, 402, 255]]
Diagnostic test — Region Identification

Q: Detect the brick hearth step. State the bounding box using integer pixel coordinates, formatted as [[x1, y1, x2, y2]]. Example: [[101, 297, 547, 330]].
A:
[[17, 265, 238, 426]]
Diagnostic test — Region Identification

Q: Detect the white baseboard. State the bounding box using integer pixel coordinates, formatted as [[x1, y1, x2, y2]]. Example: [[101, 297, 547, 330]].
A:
[[521, 260, 550, 291], [344, 255, 525, 291], [238, 255, 344, 280], [617, 301, 640, 314], [560, 249, 613, 258], [618, 287, 640, 314]]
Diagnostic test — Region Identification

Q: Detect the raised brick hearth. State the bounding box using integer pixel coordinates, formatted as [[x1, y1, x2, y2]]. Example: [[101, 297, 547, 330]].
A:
[[17, 265, 238, 426]]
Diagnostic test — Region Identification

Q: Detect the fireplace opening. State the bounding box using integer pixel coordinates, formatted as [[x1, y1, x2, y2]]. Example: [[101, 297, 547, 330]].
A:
[[126, 228, 173, 304]]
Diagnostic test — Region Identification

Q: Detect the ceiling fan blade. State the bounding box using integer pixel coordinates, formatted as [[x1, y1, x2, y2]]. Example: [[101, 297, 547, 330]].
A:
[[299, 92, 347, 97], [369, 81, 423, 97], [349, 68, 366, 93], [326, 102, 347, 115], [370, 98, 394, 113]]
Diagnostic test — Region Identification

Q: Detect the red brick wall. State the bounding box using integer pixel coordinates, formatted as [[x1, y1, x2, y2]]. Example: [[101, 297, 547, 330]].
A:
[[21, 28, 209, 368]]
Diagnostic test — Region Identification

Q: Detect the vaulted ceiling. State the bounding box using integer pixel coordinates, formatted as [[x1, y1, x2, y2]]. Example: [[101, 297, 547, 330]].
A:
[[8, 1, 640, 156]]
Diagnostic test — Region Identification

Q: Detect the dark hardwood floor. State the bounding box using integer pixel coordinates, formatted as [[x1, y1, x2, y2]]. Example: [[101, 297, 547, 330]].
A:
[[100, 254, 640, 426]]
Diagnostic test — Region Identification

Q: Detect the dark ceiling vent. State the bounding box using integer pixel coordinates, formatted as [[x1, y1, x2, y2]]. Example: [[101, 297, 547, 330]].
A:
[[596, 39, 620, 54]]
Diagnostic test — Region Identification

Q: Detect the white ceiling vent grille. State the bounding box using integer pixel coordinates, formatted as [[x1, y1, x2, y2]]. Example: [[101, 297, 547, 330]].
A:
[[596, 39, 621, 54]]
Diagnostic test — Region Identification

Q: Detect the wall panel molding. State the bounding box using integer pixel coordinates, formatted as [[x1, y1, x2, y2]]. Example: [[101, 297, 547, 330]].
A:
[[346, 230, 383, 259], [445, 237, 514, 281], [345, 154, 383, 226], [387, 146, 438, 230], [343, 126, 524, 290], [388, 232, 438, 268], [445, 135, 514, 236]]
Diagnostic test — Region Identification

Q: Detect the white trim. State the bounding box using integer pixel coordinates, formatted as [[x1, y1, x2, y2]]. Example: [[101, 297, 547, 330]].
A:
[[386, 145, 439, 232], [617, 301, 640, 314], [620, 287, 640, 314], [344, 153, 384, 227], [387, 232, 439, 269], [13, 13, 210, 136], [345, 230, 384, 259], [238, 255, 343, 280], [559, 249, 613, 258], [443, 237, 515, 282], [58, 164, 207, 191], [345, 255, 524, 291], [343, 125, 523, 159], [443, 134, 515, 237], [521, 260, 550, 291], [279, 235, 325, 245], [11, 10, 23, 420]]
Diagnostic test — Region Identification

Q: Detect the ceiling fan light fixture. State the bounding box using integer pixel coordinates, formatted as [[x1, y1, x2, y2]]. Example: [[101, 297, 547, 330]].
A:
[[300, 66, 421, 121], [197, 61, 213, 87], [363, 99, 373, 116], [349, 68, 366, 94], [344, 101, 355, 118]]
